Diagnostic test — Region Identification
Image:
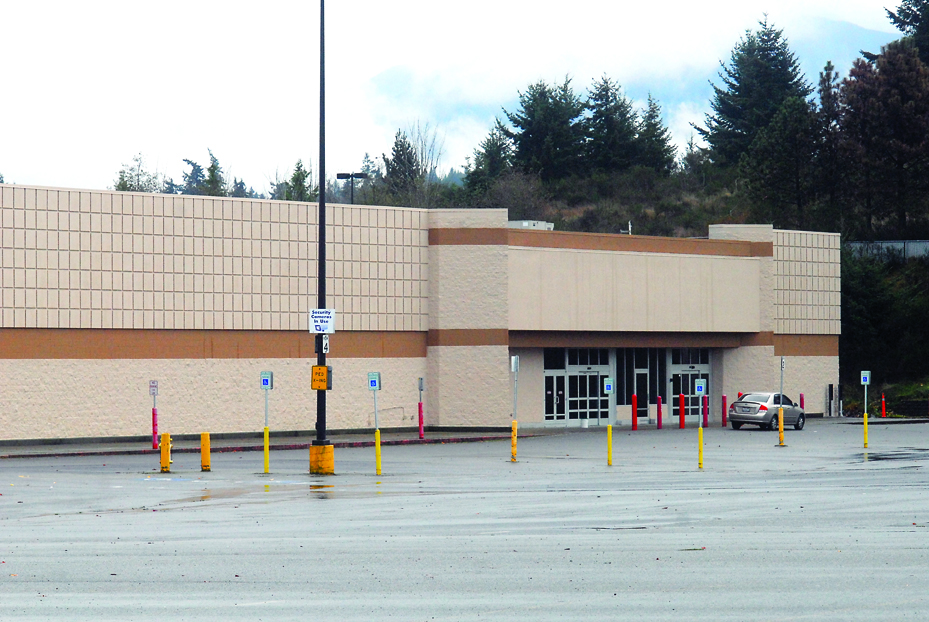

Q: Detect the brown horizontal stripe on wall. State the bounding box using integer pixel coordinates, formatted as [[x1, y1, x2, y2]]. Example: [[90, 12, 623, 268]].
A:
[[427, 329, 509, 347], [0, 329, 427, 359], [773, 334, 838, 357], [428, 228, 508, 246], [508, 230, 774, 258], [740, 332, 775, 347], [509, 331, 744, 349]]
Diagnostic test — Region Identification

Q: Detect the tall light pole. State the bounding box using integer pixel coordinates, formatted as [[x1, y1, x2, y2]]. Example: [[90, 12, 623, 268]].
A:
[[336, 172, 370, 204], [310, 0, 333, 474]]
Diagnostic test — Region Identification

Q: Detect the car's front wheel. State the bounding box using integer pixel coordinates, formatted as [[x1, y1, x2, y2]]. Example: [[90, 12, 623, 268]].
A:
[[794, 413, 805, 430]]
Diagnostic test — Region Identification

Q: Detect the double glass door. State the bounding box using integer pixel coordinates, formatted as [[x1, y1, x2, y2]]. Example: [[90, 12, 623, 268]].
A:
[[544, 348, 612, 425], [669, 348, 710, 419]]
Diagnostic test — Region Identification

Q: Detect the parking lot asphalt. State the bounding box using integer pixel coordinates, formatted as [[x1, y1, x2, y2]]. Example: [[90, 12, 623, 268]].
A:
[[2, 417, 928, 621]]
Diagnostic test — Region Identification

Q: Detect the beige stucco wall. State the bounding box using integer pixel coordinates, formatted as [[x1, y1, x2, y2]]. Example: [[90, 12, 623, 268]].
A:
[[510, 347, 544, 424], [508, 247, 761, 332], [0, 356, 428, 440], [426, 346, 511, 426], [718, 346, 838, 416], [428, 245, 508, 330]]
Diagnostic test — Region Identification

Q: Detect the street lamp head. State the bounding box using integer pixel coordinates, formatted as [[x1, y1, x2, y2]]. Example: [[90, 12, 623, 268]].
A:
[[336, 173, 351, 180], [336, 172, 371, 180]]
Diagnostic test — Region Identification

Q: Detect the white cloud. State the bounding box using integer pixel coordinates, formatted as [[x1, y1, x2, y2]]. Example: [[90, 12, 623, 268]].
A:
[[0, 0, 899, 192]]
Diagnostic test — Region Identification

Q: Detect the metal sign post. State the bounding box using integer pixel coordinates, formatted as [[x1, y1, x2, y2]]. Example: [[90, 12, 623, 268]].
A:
[[694, 379, 706, 468], [777, 357, 787, 447], [368, 372, 382, 475], [417, 377, 424, 440], [861, 371, 871, 448], [511, 356, 520, 422], [261, 371, 273, 474]]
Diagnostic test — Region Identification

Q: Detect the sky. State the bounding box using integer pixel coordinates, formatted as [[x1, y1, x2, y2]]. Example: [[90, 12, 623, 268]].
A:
[[0, 1, 901, 195]]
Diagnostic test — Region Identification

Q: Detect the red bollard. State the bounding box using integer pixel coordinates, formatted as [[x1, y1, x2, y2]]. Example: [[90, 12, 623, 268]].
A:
[[631, 394, 638, 431], [702, 395, 709, 428], [679, 393, 685, 429], [882, 393, 886, 418], [657, 395, 663, 430], [152, 407, 159, 449], [800, 393, 805, 410], [418, 400, 424, 439], [722, 394, 727, 427]]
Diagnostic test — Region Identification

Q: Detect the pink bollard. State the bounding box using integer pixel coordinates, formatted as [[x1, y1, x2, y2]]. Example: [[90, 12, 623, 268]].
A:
[[657, 395, 663, 430], [702, 395, 708, 428], [152, 407, 159, 449], [722, 394, 727, 427], [800, 393, 805, 410]]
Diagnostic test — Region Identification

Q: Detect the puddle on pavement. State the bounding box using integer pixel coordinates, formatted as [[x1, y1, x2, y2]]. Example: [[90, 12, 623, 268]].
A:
[[861, 448, 929, 462]]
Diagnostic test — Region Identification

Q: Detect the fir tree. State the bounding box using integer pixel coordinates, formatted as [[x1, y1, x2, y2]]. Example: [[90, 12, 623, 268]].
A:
[[697, 18, 812, 167], [635, 95, 677, 174], [584, 75, 638, 173]]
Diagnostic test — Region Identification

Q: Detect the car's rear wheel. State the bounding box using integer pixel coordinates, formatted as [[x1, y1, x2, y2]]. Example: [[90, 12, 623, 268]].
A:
[[731, 421, 742, 430], [794, 413, 805, 430], [768, 415, 779, 431]]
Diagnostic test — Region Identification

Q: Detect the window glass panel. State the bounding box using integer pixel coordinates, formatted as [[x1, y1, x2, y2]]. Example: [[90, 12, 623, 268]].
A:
[[634, 348, 648, 369], [672, 349, 681, 365], [568, 349, 578, 366], [543, 348, 565, 370], [700, 349, 709, 364]]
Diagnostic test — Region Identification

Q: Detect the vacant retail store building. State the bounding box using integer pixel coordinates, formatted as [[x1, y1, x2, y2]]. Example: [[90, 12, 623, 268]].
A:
[[0, 184, 839, 441]]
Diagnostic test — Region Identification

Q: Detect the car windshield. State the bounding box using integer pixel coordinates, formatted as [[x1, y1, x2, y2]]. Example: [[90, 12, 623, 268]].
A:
[[740, 393, 771, 403]]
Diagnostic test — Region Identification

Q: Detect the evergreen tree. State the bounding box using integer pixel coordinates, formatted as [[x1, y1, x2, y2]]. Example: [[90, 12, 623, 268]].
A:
[[841, 41, 929, 238], [201, 150, 226, 197], [181, 158, 205, 195], [815, 61, 845, 230], [887, 0, 929, 66], [634, 94, 677, 173], [0, 173, 4, 184], [740, 97, 819, 228], [464, 122, 513, 195], [697, 18, 812, 166], [584, 75, 638, 173], [382, 130, 421, 201], [502, 78, 586, 182], [286, 160, 318, 202], [161, 178, 182, 194]]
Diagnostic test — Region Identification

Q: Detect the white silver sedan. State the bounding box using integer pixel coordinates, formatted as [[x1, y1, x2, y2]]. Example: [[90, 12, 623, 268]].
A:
[[728, 392, 805, 430]]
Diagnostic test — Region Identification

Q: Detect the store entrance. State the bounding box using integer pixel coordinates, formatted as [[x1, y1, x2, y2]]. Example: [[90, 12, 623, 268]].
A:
[[544, 348, 612, 425], [668, 348, 710, 420]]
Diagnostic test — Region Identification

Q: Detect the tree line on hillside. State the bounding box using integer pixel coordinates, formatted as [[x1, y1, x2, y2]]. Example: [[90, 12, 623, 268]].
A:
[[106, 1, 929, 242]]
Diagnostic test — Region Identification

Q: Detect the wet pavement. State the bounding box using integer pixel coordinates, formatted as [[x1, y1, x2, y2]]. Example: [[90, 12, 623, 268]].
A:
[[2, 418, 929, 620]]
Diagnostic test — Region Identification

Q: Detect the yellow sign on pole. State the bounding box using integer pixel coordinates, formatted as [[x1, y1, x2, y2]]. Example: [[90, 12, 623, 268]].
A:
[[312, 365, 330, 391]]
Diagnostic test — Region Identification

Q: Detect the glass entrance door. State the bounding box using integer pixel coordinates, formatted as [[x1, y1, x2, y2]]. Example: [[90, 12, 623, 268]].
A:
[[544, 375, 566, 421], [567, 372, 610, 423], [635, 371, 649, 419], [668, 348, 710, 420]]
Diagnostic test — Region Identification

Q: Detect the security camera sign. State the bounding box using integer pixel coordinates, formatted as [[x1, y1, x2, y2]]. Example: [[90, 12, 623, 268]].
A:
[[310, 309, 336, 334]]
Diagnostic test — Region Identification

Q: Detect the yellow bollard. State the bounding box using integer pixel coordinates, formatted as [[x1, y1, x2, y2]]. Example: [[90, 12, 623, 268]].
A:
[[201, 432, 211, 472], [375, 429, 382, 476], [864, 411, 869, 448], [607, 425, 613, 466], [778, 407, 785, 447], [698, 427, 703, 469], [309, 444, 335, 475], [511, 421, 518, 462], [263, 426, 270, 474], [160, 433, 172, 473]]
